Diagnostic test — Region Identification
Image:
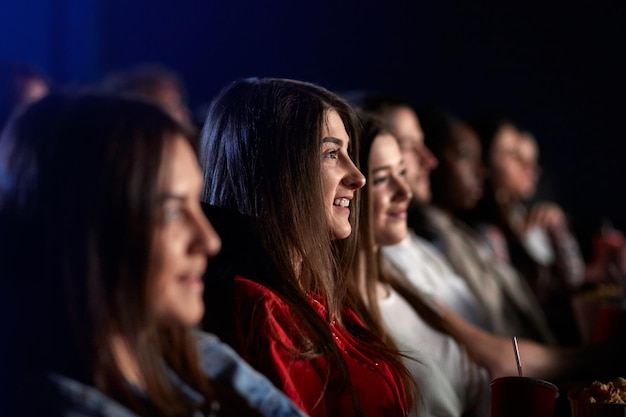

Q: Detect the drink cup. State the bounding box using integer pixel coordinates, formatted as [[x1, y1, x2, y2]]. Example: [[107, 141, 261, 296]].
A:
[[571, 293, 604, 344], [491, 376, 559, 417], [591, 302, 626, 345], [571, 286, 623, 345]]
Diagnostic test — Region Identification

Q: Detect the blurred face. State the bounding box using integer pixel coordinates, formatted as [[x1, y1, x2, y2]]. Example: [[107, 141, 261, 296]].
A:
[[154, 83, 192, 126], [489, 124, 526, 198], [388, 107, 438, 203], [151, 136, 221, 326], [516, 133, 540, 199], [21, 78, 49, 106], [322, 109, 366, 240], [369, 133, 412, 247], [437, 123, 484, 211]]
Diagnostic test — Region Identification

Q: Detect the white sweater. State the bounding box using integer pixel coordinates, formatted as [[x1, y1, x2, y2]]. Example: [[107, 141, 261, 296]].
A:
[[382, 231, 489, 330], [379, 286, 491, 417]]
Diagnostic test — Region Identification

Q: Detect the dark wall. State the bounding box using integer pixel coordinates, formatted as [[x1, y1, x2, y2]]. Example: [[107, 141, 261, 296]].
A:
[[2, 0, 626, 247]]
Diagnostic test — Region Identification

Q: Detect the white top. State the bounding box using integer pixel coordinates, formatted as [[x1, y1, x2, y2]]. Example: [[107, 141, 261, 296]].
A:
[[379, 286, 491, 417], [522, 225, 555, 266], [382, 231, 489, 330]]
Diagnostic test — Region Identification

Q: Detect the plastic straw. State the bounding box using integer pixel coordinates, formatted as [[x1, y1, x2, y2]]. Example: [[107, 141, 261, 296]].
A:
[[512, 336, 523, 376]]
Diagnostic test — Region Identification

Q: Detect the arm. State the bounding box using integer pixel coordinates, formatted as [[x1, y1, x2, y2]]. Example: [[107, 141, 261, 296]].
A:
[[436, 300, 583, 380], [524, 203, 584, 286]]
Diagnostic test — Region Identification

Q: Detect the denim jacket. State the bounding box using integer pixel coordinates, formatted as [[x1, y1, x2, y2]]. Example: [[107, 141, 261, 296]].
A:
[[45, 331, 307, 417], [195, 332, 307, 417]]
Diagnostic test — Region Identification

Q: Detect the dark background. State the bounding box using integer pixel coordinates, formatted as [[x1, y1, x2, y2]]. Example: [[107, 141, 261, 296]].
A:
[[2, 0, 625, 255]]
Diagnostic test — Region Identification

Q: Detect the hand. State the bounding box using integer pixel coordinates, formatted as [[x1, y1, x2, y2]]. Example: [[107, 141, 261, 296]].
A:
[[522, 202, 566, 232]]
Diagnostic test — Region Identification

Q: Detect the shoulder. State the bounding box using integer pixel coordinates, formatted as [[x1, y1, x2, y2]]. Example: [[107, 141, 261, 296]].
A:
[[195, 332, 308, 417], [44, 373, 138, 417], [231, 276, 306, 351], [234, 275, 280, 297], [233, 276, 293, 317]]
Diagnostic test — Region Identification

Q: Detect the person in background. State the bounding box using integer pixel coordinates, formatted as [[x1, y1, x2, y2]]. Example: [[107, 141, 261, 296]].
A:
[[200, 78, 412, 417], [355, 109, 626, 416], [516, 131, 541, 200], [519, 128, 626, 288], [467, 114, 584, 296], [101, 63, 193, 129], [350, 95, 489, 330], [0, 60, 50, 132], [352, 96, 553, 342], [0, 92, 308, 416], [347, 94, 438, 213], [467, 114, 626, 344], [355, 113, 491, 417], [413, 106, 559, 344]]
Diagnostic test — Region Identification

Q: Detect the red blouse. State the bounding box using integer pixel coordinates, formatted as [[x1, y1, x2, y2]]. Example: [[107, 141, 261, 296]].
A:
[[231, 276, 407, 417]]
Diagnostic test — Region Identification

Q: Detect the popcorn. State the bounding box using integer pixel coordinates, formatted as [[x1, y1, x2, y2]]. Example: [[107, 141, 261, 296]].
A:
[[579, 378, 626, 404]]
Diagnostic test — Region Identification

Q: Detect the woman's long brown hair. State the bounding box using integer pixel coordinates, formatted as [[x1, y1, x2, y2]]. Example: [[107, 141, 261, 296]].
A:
[[0, 93, 220, 416], [200, 78, 413, 413]]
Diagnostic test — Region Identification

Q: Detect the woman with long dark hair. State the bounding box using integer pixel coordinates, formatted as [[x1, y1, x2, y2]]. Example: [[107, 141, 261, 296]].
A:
[[353, 112, 626, 416], [467, 114, 590, 344], [200, 78, 412, 417], [353, 113, 491, 416], [0, 92, 307, 416]]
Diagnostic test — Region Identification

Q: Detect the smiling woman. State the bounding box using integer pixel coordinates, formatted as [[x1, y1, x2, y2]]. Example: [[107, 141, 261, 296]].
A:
[[150, 136, 220, 327], [367, 131, 412, 248], [353, 112, 491, 417], [321, 109, 365, 240], [0, 92, 308, 416], [200, 78, 413, 417]]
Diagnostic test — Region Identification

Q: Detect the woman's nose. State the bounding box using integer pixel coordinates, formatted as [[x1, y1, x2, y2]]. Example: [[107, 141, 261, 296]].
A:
[[475, 161, 488, 183], [393, 175, 412, 202], [420, 145, 438, 171], [343, 158, 366, 190], [193, 212, 222, 258]]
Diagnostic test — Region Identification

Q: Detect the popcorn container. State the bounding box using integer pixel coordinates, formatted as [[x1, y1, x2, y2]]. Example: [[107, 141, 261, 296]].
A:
[[569, 383, 626, 417]]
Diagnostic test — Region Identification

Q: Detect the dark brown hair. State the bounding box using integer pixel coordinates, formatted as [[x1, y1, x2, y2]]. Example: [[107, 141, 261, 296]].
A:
[[356, 111, 450, 336], [0, 93, 215, 416], [200, 78, 411, 411]]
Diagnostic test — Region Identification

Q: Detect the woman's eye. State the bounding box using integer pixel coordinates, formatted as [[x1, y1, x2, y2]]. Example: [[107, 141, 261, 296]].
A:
[[164, 207, 182, 222], [457, 148, 471, 158], [398, 169, 407, 177], [324, 149, 339, 159], [372, 176, 387, 185]]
